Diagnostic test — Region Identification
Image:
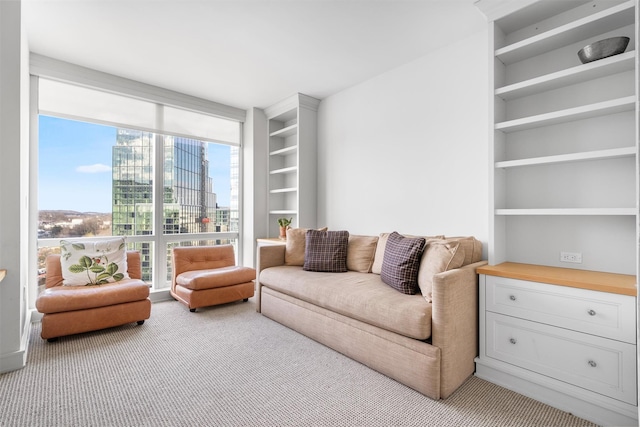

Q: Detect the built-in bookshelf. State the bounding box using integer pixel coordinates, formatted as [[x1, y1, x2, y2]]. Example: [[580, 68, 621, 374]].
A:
[[475, 0, 638, 425], [264, 93, 320, 237]]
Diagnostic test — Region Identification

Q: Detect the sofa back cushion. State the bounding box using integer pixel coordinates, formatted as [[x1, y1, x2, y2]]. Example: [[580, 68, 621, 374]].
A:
[[371, 232, 443, 274], [303, 230, 349, 273], [445, 236, 483, 265], [346, 235, 379, 273], [172, 244, 236, 279], [380, 232, 426, 295], [284, 227, 328, 266], [417, 240, 466, 302]]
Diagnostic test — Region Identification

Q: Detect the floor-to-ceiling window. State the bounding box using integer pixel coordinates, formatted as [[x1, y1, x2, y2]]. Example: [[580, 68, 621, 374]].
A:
[[32, 69, 243, 295]]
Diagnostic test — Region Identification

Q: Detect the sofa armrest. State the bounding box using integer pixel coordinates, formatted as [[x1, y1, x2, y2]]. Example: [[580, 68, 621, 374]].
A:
[[255, 244, 286, 312], [430, 260, 487, 398]]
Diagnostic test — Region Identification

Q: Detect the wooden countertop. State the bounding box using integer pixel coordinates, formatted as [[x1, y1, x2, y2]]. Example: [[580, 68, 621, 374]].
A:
[[478, 262, 637, 296]]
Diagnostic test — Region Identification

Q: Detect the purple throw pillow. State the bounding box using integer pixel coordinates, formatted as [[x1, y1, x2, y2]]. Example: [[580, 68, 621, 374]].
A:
[[303, 230, 349, 273], [380, 232, 426, 294]]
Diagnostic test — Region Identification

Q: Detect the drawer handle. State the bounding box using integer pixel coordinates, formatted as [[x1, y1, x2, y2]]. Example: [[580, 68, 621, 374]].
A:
[[509, 295, 517, 301], [588, 360, 597, 368], [587, 309, 596, 316], [509, 338, 517, 345]]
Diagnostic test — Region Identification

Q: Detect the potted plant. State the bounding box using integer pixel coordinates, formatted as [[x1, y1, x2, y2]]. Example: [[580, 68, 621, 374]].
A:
[[277, 217, 292, 240]]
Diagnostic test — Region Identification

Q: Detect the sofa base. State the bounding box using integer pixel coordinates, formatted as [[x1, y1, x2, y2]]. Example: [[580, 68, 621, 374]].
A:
[[261, 287, 442, 399], [171, 281, 254, 310], [40, 298, 151, 340]]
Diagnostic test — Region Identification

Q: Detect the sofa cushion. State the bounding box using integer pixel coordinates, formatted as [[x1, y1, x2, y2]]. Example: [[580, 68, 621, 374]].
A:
[[176, 266, 256, 290], [303, 230, 349, 273], [380, 232, 426, 295], [259, 266, 432, 340], [59, 237, 130, 286], [347, 235, 379, 273], [35, 279, 149, 314], [371, 232, 444, 274], [417, 240, 466, 302], [445, 236, 483, 266], [284, 227, 328, 266]]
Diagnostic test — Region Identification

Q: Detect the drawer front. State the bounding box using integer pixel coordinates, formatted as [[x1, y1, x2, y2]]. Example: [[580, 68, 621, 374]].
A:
[[484, 275, 636, 343], [486, 312, 637, 404]]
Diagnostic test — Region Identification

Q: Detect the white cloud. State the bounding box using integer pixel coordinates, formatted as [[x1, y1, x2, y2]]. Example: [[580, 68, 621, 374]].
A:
[[76, 163, 112, 173]]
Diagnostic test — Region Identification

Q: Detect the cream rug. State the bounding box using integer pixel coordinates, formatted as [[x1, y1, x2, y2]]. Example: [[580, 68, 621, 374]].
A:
[[0, 299, 596, 427]]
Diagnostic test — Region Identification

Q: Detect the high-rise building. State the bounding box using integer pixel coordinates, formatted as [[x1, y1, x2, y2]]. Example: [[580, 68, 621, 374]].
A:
[[112, 129, 219, 279]]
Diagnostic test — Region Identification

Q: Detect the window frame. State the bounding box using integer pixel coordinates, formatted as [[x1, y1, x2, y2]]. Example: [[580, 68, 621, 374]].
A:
[[29, 55, 245, 306]]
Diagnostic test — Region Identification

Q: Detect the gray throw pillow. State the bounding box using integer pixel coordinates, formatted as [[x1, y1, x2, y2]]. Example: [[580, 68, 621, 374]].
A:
[[380, 231, 426, 294], [303, 230, 349, 273]]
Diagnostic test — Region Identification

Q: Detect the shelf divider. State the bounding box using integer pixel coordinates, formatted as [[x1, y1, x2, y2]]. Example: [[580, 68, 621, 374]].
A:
[[496, 51, 635, 100], [496, 147, 636, 168], [270, 123, 298, 138], [495, 208, 637, 216], [496, 96, 635, 133]]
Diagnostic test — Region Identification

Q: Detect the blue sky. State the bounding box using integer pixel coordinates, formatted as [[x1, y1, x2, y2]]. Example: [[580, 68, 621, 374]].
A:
[[39, 116, 231, 212]]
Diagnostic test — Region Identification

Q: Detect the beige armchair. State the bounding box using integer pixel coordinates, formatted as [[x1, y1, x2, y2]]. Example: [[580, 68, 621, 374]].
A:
[[171, 245, 255, 312]]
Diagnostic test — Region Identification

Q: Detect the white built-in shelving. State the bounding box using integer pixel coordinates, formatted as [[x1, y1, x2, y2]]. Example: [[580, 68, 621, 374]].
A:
[[475, 0, 638, 425], [265, 93, 320, 237]]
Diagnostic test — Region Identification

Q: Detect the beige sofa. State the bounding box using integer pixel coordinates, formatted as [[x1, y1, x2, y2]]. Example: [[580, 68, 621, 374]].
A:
[[256, 231, 486, 399]]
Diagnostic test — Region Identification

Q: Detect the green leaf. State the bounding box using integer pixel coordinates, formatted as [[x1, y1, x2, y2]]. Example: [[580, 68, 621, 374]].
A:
[[78, 256, 93, 268], [72, 243, 86, 250], [96, 272, 111, 280], [118, 242, 125, 251], [106, 262, 119, 275], [68, 264, 86, 273], [90, 265, 105, 273], [112, 273, 124, 281], [96, 279, 109, 285]]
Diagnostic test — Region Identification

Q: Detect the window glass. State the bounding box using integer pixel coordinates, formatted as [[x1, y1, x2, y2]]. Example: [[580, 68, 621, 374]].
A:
[[37, 115, 240, 289]]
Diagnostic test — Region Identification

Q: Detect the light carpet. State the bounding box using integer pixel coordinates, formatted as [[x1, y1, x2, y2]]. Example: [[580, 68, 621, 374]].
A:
[[0, 299, 596, 427]]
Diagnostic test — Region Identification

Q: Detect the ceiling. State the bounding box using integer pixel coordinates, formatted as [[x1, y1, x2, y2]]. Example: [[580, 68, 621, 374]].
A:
[[22, 0, 488, 111]]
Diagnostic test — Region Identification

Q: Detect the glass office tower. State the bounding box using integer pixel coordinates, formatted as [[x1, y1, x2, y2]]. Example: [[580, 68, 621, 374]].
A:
[[112, 129, 218, 279]]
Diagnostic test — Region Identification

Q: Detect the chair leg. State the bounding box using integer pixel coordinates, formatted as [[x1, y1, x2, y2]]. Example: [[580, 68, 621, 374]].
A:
[[243, 298, 249, 302], [46, 337, 58, 343], [190, 308, 196, 312], [137, 320, 145, 325]]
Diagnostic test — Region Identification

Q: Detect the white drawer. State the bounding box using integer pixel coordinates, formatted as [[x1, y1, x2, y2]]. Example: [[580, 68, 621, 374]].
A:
[[484, 275, 636, 344], [486, 312, 637, 404]]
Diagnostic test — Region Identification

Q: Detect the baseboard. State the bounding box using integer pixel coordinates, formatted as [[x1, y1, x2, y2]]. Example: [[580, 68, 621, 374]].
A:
[[149, 289, 172, 303], [475, 359, 638, 427], [0, 309, 32, 374]]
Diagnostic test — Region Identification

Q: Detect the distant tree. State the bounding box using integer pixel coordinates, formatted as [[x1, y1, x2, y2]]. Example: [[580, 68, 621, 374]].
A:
[[50, 225, 63, 237], [83, 218, 101, 236]]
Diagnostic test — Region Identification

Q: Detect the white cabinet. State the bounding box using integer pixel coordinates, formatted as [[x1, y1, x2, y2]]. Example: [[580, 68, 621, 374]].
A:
[[477, 0, 638, 274], [264, 93, 320, 237], [476, 263, 638, 426]]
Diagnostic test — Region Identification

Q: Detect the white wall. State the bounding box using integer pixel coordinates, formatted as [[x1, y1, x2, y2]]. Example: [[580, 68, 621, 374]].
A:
[[0, 0, 30, 373], [317, 31, 489, 248], [242, 107, 268, 268]]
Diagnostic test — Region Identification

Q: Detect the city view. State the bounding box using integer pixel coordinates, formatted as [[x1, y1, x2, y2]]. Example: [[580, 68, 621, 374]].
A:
[[37, 116, 239, 287]]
